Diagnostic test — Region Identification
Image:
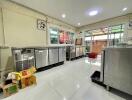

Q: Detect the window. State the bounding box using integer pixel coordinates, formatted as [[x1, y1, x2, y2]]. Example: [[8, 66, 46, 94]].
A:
[[59, 31, 73, 44], [93, 35, 107, 40], [90, 27, 108, 35], [108, 24, 124, 46], [85, 31, 92, 37], [108, 32, 124, 46], [69, 32, 75, 44], [85, 24, 124, 42], [49, 27, 75, 44], [84, 24, 125, 52], [49, 28, 59, 44], [109, 24, 124, 33], [85, 36, 91, 41], [59, 30, 64, 44]]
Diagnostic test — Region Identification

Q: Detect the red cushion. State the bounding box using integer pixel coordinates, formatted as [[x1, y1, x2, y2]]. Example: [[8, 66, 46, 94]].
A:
[[88, 52, 98, 58]]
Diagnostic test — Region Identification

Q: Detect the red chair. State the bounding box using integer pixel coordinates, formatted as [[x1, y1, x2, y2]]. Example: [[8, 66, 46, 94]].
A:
[[88, 52, 98, 59]]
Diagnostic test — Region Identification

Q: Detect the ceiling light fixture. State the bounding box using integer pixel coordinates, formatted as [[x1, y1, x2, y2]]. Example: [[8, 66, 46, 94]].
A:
[[76, 84, 80, 89], [63, 97, 67, 100], [62, 14, 66, 18], [123, 7, 127, 11], [89, 10, 98, 16], [78, 23, 81, 26]]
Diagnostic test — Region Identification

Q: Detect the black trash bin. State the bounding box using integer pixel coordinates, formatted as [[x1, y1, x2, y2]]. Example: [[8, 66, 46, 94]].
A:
[[91, 71, 105, 87]]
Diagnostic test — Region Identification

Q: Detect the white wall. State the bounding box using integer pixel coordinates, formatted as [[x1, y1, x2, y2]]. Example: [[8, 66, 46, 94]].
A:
[[1, 1, 47, 47], [0, 0, 76, 47], [3, 9, 47, 47], [0, 8, 4, 46]]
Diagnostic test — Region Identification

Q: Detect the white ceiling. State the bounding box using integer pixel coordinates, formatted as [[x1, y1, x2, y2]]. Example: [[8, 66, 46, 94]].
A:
[[11, 0, 132, 27]]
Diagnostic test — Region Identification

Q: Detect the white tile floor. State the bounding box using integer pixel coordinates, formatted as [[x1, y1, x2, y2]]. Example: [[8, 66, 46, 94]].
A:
[[1, 57, 131, 100]]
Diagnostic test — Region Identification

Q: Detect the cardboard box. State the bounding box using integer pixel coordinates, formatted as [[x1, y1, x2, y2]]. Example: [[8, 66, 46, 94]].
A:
[[20, 75, 36, 89], [1, 83, 18, 97]]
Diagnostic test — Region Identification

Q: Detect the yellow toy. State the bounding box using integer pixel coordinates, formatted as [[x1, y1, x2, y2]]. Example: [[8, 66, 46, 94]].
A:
[[7, 66, 37, 89]]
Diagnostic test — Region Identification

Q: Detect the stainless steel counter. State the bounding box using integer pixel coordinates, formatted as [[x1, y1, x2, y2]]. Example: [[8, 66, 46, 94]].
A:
[[12, 46, 66, 70], [66, 46, 85, 60]]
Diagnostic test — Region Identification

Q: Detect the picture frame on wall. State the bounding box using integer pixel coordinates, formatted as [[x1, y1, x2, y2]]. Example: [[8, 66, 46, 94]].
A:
[[75, 38, 82, 45], [37, 19, 46, 30]]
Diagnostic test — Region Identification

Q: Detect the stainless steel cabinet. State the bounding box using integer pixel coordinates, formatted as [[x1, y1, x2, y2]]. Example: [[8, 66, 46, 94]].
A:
[[12, 47, 66, 70], [79, 47, 83, 56], [103, 47, 132, 95], [76, 47, 84, 57], [66, 46, 85, 60], [59, 47, 66, 62], [70, 46, 76, 59], [76, 47, 80, 57], [49, 48, 58, 65], [35, 49, 48, 69], [13, 49, 35, 71]]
